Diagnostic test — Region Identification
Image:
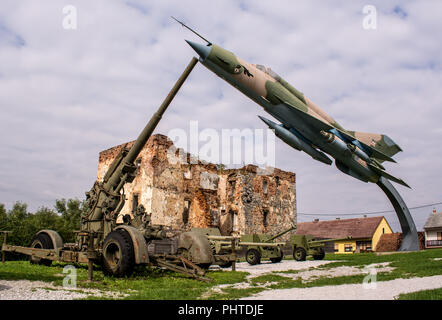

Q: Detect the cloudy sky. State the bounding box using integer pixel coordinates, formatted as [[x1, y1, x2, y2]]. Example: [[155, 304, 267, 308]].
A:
[[1, 0, 441, 232]]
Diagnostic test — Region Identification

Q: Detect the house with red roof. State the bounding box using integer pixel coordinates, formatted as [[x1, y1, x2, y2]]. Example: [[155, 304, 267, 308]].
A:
[[296, 216, 393, 253]]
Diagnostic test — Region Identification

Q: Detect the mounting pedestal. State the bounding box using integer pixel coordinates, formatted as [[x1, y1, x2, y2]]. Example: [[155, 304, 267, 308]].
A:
[[376, 176, 419, 251]]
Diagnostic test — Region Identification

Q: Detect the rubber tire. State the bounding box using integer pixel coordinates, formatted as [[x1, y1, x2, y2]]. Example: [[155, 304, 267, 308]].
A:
[[270, 250, 284, 263], [197, 263, 212, 270], [313, 248, 325, 260], [219, 261, 233, 269], [102, 229, 135, 277], [293, 247, 307, 261], [30, 233, 54, 266], [246, 249, 261, 265]]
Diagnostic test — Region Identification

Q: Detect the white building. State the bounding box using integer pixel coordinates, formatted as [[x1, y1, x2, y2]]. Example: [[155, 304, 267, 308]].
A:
[[424, 209, 442, 249]]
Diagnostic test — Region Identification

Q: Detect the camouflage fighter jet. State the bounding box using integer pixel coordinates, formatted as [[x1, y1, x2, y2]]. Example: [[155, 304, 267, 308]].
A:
[[175, 17, 409, 188]]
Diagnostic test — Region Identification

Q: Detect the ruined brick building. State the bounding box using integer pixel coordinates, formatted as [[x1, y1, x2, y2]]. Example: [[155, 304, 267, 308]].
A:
[[97, 134, 296, 238]]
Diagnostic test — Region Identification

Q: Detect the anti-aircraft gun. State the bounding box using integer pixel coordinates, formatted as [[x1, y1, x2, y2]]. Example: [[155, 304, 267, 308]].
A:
[[1, 57, 215, 281]]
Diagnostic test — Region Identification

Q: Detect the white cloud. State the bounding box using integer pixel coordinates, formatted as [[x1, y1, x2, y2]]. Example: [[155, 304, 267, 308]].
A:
[[0, 0, 441, 232]]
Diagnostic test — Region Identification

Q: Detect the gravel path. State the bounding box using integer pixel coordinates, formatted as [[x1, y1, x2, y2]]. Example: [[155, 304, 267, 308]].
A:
[[0, 280, 127, 300], [204, 260, 344, 297], [243, 275, 442, 300], [210, 260, 442, 300], [223, 260, 335, 278]]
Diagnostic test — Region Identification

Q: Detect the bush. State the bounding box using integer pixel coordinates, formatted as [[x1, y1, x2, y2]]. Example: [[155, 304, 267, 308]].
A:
[[54, 198, 86, 242]]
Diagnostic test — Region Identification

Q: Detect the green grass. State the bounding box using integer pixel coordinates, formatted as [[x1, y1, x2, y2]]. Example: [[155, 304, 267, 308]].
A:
[[0, 260, 249, 300], [207, 286, 267, 300], [250, 274, 292, 285], [321, 250, 442, 280], [398, 288, 442, 300], [205, 249, 442, 298], [2, 249, 442, 300]]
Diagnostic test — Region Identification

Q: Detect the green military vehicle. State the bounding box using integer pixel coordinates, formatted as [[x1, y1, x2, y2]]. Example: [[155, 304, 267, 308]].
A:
[[290, 235, 352, 261], [190, 227, 291, 267], [241, 234, 284, 265], [182, 227, 238, 269], [241, 222, 297, 265]]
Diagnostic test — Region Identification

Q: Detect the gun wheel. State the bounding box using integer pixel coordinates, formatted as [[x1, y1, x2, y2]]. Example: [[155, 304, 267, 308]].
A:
[[102, 229, 135, 277], [313, 248, 325, 260], [30, 233, 53, 266], [219, 261, 233, 268], [293, 247, 307, 261], [246, 249, 261, 265], [270, 250, 284, 263]]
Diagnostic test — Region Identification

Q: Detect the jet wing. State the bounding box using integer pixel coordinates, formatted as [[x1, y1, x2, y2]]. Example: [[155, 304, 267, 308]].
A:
[[367, 163, 410, 188], [275, 101, 397, 163]]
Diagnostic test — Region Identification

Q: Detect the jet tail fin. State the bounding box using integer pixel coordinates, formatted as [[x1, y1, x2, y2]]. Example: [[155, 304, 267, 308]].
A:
[[277, 101, 398, 163], [330, 128, 397, 163], [347, 131, 402, 161]]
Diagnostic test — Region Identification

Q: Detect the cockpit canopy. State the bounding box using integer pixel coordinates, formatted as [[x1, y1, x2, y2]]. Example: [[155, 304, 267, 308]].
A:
[[255, 64, 281, 81]]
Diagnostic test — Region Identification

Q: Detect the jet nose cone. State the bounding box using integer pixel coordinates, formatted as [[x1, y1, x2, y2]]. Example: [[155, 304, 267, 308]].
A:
[[185, 40, 211, 61]]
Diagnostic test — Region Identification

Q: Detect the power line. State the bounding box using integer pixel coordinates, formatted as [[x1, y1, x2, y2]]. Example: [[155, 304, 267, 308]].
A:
[[297, 201, 442, 217]]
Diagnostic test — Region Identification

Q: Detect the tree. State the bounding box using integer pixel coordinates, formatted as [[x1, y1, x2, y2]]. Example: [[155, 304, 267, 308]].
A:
[[6, 202, 32, 246], [1, 199, 87, 260], [0, 203, 7, 246], [54, 198, 85, 242], [0, 203, 7, 230], [28, 207, 59, 236]]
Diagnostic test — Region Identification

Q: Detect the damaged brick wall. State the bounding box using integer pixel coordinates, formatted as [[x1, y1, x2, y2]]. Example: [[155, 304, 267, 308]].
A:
[[97, 134, 297, 239], [217, 165, 296, 240], [375, 232, 425, 252]]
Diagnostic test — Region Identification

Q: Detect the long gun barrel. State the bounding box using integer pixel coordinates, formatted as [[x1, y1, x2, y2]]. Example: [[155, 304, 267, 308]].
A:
[[125, 58, 199, 164], [82, 57, 199, 235], [308, 236, 353, 245], [266, 221, 297, 242]]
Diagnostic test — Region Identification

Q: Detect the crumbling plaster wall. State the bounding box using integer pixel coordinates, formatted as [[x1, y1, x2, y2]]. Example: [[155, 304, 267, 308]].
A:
[[97, 134, 296, 239], [218, 166, 296, 240]]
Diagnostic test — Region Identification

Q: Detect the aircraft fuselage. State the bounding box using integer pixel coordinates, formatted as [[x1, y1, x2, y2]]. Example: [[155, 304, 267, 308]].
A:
[[186, 41, 403, 186]]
